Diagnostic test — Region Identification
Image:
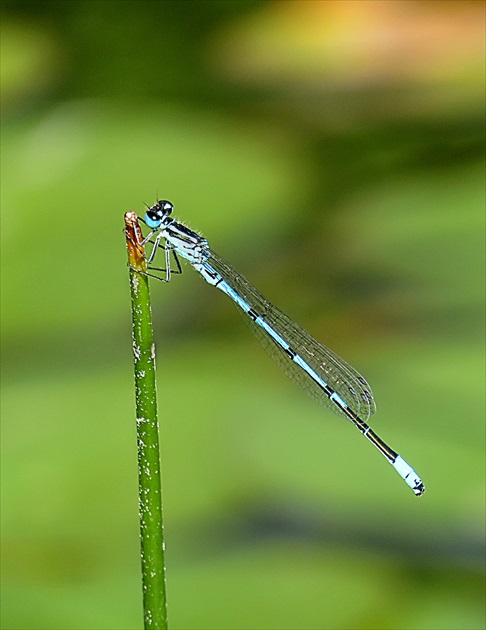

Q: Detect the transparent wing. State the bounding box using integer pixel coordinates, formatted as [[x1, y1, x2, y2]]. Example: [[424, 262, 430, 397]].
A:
[[207, 251, 376, 421]]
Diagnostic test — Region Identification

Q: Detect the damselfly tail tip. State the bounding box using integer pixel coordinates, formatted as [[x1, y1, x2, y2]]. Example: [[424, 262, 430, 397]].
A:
[[413, 481, 426, 497], [393, 455, 425, 497]]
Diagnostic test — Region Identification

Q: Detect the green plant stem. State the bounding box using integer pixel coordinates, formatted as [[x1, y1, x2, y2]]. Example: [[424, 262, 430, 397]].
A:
[[125, 212, 168, 630]]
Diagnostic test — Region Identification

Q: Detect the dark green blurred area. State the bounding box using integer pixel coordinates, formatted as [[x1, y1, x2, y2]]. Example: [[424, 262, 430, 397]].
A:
[[1, 1, 485, 629]]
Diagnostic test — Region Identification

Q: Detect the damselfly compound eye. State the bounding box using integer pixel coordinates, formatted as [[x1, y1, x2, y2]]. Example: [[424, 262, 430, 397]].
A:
[[145, 200, 174, 228], [155, 200, 173, 216]]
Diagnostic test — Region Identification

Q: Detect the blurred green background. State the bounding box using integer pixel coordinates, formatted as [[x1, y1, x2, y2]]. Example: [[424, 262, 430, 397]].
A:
[[1, 1, 485, 629]]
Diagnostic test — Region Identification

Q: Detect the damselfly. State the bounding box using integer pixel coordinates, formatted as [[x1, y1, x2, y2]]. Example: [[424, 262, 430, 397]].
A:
[[132, 200, 425, 496]]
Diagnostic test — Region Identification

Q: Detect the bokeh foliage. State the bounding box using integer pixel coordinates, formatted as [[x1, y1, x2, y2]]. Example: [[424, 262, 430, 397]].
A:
[[1, 1, 485, 629]]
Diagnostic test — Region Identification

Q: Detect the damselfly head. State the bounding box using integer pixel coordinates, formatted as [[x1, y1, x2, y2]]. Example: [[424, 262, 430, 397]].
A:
[[145, 200, 173, 229]]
